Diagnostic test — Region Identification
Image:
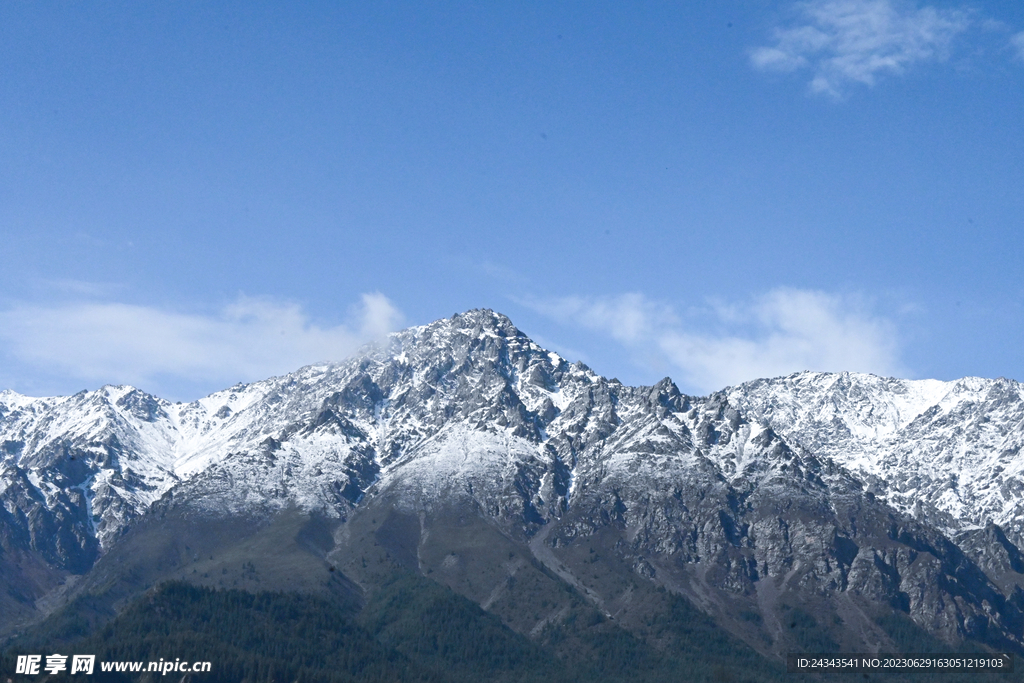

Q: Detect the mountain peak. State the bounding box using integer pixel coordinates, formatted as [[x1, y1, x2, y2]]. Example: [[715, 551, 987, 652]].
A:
[[419, 308, 522, 339], [4, 309, 1024, 656]]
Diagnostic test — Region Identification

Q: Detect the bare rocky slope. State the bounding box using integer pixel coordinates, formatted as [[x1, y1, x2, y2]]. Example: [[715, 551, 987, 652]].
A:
[[3, 309, 1024, 658]]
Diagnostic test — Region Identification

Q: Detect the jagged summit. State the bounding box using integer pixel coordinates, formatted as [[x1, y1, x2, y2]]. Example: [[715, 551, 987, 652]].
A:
[[3, 309, 1024, 654], [2, 310, 1022, 540]]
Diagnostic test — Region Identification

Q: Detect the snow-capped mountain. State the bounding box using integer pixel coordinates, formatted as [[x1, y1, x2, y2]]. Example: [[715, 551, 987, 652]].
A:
[[3, 309, 1024, 656], [729, 373, 1024, 540]]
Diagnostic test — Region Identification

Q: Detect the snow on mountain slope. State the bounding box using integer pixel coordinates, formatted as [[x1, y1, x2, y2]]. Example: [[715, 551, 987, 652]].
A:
[[1, 371, 333, 545], [6, 309, 1024, 653], [0, 311, 592, 545], [729, 372, 1024, 539], [3, 310, 1024, 557]]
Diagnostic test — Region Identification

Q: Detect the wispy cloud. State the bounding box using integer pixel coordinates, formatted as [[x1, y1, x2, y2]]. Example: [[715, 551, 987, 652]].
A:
[[1012, 31, 1024, 62], [40, 279, 125, 298], [751, 0, 971, 97], [524, 293, 678, 346], [522, 288, 904, 393], [0, 293, 403, 399]]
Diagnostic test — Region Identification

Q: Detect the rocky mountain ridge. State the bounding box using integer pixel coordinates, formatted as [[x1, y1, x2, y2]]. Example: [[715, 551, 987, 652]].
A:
[[3, 309, 1024, 658]]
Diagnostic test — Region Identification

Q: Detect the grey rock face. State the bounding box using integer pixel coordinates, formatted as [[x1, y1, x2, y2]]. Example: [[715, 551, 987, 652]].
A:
[[3, 309, 1024, 655]]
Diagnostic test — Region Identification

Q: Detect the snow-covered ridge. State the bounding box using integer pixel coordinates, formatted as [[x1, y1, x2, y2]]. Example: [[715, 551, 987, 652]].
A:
[[728, 371, 1024, 536], [0, 311, 589, 545], [2, 309, 1023, 553]]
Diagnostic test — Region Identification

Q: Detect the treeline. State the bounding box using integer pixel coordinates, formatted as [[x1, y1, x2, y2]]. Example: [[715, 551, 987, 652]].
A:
[[2, 574, 784, 683], [5, 574, 1021, 683], [4, 581, 432, 683]]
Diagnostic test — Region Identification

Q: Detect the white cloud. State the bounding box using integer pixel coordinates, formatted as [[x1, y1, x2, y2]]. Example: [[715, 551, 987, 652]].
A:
[[659, 289, 902, 391], [523, 288, 904, 394], [523, 293, 678, 345], [1012, 31, 1024, 62], [0, 293, 403, 398], [751, 0, 971, 97]]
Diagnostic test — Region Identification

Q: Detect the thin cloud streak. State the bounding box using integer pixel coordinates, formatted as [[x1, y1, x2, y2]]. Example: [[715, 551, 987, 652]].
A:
[[0, 293, 404, 398], [523, 288, 904, 394], [751, 0, 971, 97], [1012, 31, 1024, 62]]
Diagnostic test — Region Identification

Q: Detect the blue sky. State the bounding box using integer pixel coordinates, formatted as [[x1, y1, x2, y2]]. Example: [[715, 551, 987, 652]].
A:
[[1, 0, 1022, 401]]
